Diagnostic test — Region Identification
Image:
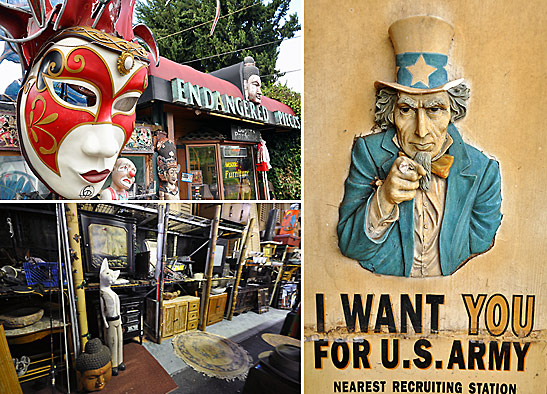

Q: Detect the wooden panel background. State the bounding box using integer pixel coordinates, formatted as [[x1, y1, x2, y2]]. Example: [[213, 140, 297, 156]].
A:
[[303, 0, 547, 392]]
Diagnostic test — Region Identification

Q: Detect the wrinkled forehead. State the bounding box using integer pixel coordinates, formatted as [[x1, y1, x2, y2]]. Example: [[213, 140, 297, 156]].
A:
[[31, 36, 148, 95], [397, 91, 449, 107]]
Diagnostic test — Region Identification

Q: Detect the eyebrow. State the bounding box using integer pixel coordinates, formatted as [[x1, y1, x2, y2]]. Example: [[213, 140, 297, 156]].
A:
[[397, 96, 418, 109], [423, 98, 449, 108]]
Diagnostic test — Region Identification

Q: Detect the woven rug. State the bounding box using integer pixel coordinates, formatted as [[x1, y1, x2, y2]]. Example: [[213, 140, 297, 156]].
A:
[[172, 330, 253, 381], [261, 333, 301, 348]]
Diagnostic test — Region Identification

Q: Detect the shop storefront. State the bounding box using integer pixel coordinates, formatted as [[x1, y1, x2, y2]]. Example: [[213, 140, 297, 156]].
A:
[[0, 56, 299, 200], [136, 55, 300, 200]]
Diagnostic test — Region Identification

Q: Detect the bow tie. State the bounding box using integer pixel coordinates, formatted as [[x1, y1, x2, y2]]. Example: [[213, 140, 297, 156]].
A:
[[398, 152, 454, 178]]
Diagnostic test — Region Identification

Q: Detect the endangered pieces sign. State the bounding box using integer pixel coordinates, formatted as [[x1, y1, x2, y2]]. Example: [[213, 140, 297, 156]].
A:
[[303, 2, 546, 394]]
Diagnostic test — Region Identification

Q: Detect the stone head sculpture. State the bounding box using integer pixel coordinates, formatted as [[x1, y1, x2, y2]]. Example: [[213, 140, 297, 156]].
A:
[[243, 57, 262, 104], [0, 0, 159, 199], [76, 338, 112, 392]]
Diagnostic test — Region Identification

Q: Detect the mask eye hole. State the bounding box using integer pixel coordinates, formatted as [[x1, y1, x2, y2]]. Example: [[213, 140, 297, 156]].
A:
[[112, 93, 140, 115], [53, 82, 97, 107]]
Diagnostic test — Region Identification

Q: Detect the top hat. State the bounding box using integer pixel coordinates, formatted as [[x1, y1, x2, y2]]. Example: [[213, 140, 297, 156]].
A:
[[375, 16, 463, 94], [258, 344, 300, 385]]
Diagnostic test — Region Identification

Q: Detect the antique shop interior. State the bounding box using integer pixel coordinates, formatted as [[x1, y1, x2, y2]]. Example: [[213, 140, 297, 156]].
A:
[[0, 202, 301, 393]]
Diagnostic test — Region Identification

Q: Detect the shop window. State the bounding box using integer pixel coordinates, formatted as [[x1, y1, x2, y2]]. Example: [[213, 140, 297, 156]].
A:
[[188, 145, 219, 200], [0, 156, 49, 199], [220, 145, 256, 200]]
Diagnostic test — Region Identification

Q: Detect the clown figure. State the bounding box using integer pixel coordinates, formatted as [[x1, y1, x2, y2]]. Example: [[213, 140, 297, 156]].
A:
[[100, 158, 136, 200]]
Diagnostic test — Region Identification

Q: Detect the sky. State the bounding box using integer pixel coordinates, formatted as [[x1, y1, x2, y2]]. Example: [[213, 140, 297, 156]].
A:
[[0, 0, 302, 94], [273, 0, 303, 92]]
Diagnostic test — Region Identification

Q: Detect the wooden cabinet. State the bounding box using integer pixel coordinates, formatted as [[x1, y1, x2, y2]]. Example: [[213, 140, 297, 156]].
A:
[[178, 295, 200, 331], [206, 293, 227, 326], [161, 297, 187, 338]]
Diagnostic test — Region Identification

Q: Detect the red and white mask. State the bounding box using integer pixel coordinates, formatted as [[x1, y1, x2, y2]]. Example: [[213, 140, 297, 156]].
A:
[[17, 28, 149, 199]]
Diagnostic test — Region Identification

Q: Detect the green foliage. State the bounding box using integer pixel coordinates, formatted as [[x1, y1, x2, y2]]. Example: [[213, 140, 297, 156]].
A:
[[261, 82, 301, 200], [136, 0, 300, 78], [262, 129, 300, 200], [261, 82, 300, 117]]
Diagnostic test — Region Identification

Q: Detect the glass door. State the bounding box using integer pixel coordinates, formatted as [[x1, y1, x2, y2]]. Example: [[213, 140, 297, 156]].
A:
[[187, 145, 220, 200], [220, 145, 257, 200]]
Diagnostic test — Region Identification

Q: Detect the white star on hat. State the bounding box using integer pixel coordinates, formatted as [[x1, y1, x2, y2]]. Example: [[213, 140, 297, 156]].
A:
[[406, 55, 437, 87]]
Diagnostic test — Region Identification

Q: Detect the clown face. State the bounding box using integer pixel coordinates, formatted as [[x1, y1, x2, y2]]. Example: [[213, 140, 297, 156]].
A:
[[112, 158, 136, 191], [18, 31, 149, 199]]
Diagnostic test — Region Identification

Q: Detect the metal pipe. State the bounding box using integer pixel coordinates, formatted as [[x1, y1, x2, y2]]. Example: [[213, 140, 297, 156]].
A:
[[55, 204, 71, 392], [65, 203, 89, 348], [157, 203, 170, 342], [198, 205, 222, 331], [153, 204, 164, 341], [227, 218, 255, 320], [59, 204, 80, 358]]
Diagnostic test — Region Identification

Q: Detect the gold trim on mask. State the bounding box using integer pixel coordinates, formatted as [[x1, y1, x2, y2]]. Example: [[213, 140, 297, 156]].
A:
[[29, 95, 60, 157], [43, 75, 102, 121], [55, 27, 149, 63], [66, 54, 86, 73]]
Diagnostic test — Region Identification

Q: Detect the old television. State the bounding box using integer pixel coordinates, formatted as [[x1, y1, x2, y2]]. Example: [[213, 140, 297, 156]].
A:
[[180, 238, 229, 277], [79, 211, 136, 276]]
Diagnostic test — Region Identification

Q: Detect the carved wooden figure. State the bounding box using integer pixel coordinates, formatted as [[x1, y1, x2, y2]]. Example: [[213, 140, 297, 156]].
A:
[[337, 16, 502, 277], [99, 259, 124, 375]]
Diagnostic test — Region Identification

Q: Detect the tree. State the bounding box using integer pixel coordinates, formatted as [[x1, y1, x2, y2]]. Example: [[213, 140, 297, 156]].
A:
[[136, 0, 300, 78], [261, 82, 300, 200]]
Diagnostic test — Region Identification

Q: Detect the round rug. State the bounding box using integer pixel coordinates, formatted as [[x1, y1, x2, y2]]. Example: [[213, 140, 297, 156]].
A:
[[172, 331, 253, 381], [261, 333, 301, 348]]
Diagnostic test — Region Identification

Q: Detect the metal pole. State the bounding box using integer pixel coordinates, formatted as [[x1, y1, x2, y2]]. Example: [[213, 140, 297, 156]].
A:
[[157, 203, 170, 342], [198, 205, 222, 331], [64, 203, 89, 348], [269, 246, 289, 307], [154, 204, 165, 342], [55, 204, 71, 393], [227, 217, 254, 320]]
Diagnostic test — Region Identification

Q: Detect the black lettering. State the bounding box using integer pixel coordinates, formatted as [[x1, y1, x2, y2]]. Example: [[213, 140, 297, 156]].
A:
[[332, 341, 350, 369], [488, 341, 511, 371], [316, 293, 325, 332], [381, 339, 399, 369], [314, 339, 328, 368], [341, 294, 373, 333], [513, 342, 531, 371], [468, 340, 486, 370], [353, 340, 371, 369], [375, 294, 396, 333], [413, 338, 432, 369], [447, 340, 466, 370], [426, 294, 444, 333], [401, 294, 422, 333]]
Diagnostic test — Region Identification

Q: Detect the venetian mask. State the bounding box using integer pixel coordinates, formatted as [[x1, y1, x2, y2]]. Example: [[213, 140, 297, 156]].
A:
[[17, 28, 149, 199]]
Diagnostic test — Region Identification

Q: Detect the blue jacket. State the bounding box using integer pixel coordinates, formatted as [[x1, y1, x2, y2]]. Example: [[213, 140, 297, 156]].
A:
[[337, 124, 502, 276]]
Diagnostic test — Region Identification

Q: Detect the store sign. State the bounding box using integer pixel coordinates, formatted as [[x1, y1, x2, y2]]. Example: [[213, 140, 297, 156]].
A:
[[231, 125, 261, 142], [171, 78, 300, 129]]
